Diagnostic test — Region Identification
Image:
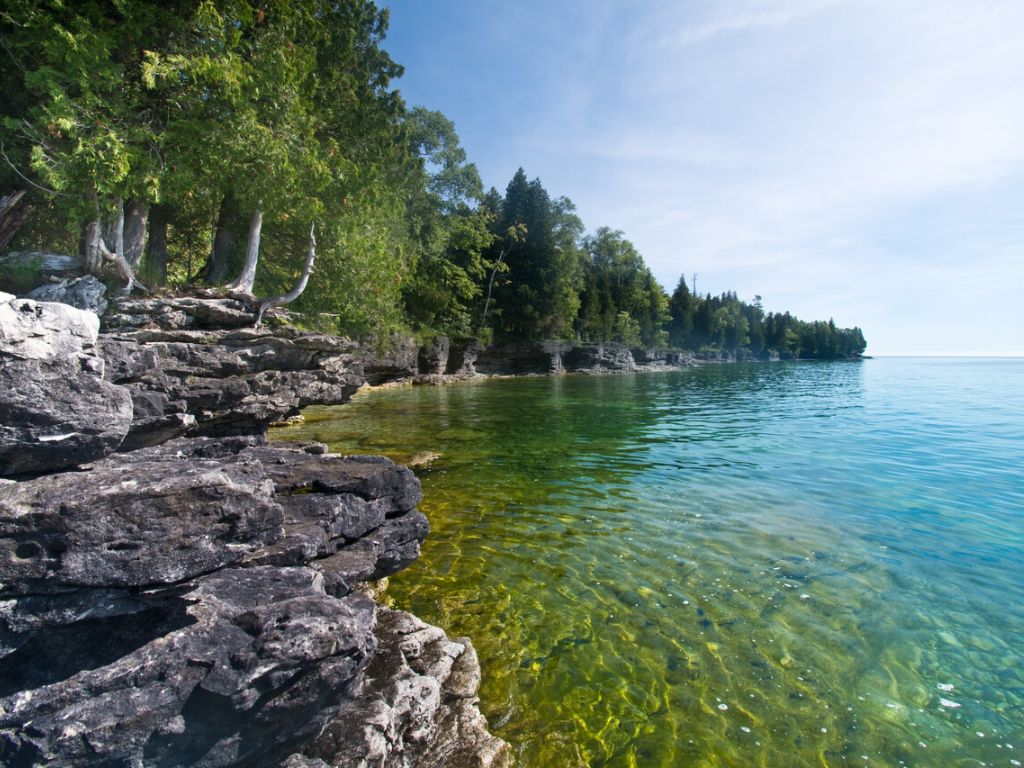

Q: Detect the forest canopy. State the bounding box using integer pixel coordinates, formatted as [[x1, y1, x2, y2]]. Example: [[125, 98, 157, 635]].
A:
[[0, 0, 865, 358]]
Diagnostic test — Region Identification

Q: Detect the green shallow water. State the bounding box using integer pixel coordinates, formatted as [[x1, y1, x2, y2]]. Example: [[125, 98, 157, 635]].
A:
[[273, 359, 1024, 767]]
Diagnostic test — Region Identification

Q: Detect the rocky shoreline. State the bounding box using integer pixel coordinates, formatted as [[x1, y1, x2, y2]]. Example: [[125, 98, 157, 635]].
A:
[[0, 288, 511, 767], [0, 280, 765, 766]]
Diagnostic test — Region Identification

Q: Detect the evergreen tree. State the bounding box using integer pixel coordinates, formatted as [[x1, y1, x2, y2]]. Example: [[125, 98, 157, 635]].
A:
[[488, 169, 582, 339], [668, 276, 695, 348]]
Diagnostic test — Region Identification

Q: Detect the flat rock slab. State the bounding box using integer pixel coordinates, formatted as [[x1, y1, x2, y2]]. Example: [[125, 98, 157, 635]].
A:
[[99, 313, 364, 447]]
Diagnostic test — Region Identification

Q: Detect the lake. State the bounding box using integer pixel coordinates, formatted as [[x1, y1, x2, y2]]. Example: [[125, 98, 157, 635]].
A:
[[273, 358, 1024, 767]]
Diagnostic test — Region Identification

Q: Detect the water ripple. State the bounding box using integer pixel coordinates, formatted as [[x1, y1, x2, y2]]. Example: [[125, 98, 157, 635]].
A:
[[274, 358, 1024, 767]]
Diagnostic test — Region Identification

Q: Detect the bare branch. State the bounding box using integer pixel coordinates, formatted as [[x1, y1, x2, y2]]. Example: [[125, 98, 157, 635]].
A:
[[253, 223, 316, 328], [0, 142, 64, 196]]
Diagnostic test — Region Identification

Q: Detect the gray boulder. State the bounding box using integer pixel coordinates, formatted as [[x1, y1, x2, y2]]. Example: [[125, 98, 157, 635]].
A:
[[26, 275, 109, 315], [309, 607, 511, 768], [0, 294, 132, 476], [0, 291, 100, 364]]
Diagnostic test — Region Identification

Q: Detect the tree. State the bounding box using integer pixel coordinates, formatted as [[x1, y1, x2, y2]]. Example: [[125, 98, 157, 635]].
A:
[[401, 107, 491, 336], [576, 227, 666, 345], [0, 0, 180, 287], [668, 275, 695, 348], [486, 169, 583, 340]]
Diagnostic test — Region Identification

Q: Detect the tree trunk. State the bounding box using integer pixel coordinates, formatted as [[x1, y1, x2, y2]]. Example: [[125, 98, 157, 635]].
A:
[[253, 223, 316, 327], [0, 191, 29, 250], [479, 246, 508, 334], [82, 220, 103, 276], [97, 199, 147, 294], [205, 192, 239, 284], [123, 201, 149, 269], [147, 203, 169, 285], [226, 208, 262, 295], [111, 199, 125, 264]]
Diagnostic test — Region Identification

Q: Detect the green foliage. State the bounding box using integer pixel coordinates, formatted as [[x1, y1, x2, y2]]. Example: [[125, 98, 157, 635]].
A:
[[672, 289, 866, 359], [576, 228, 668, 346], [1, 0, 175, 223], [485, 169, 584, 340], [0, 3, 865, 354], [0, 253, 42, 294], [401, 107, 492, 337]]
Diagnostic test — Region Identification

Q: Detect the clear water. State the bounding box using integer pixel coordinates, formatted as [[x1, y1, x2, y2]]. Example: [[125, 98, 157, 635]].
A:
[[273, 359, 1024, 767]]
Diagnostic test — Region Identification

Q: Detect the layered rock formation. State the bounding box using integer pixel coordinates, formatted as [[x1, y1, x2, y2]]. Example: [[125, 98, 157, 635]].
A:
[[97, 296, 364, 449], [0, 293, 510, 767]]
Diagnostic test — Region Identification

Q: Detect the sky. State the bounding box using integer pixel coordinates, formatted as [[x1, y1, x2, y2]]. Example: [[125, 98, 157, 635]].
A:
[[381, 0, 1024, 356]]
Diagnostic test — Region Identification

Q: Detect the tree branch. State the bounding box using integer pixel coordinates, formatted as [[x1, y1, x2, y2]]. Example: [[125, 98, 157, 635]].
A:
[[253, 223, 316, 328], [0, 142, 64, 196], [97, 239, 149, 295]]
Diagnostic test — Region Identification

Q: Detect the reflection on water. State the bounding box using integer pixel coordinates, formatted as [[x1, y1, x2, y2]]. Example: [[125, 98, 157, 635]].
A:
[[274, 359, 1024, 767]]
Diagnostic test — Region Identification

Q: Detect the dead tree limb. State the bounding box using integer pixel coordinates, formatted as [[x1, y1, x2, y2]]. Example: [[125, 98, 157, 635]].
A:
[[98, 237, 149, 294], [253, 222, 316, 328], [97, 200, 148, 293]]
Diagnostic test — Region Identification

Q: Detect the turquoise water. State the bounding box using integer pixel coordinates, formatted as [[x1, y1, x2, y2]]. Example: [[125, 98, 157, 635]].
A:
[[274, 359, 1024, 767]]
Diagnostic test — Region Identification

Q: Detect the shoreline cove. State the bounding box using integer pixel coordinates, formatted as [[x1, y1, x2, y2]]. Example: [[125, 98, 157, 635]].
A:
[[0, 292, 516, 767]]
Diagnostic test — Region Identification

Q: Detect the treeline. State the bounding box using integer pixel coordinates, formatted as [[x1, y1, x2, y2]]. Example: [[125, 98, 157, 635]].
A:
[[0, 1, 865, 358], [668, 288, 867, 360]]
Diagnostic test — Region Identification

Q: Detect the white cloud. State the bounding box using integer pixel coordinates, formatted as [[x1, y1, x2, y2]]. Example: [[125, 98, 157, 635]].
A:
[[635, 0, 852, 50], [522, 0, 1024, 352], [387, 0, 1024, 353]]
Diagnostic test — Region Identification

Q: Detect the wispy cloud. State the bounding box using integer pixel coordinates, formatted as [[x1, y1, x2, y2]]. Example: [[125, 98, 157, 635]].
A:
[[385, 0, 1024, 353], [636, 0, 851, 50]]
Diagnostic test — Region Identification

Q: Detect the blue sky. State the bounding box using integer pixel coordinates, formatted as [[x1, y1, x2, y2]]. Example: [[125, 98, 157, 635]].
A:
[[382, 0, 1024, 355]]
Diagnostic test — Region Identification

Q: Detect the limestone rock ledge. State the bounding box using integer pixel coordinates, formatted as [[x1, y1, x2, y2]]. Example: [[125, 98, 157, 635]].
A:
[[0, 437, 508, 767], [306, 607, 512, 768], [0, 291, 133, 475], [0, 292, 510, 767], [100, 322, 364, 450]]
